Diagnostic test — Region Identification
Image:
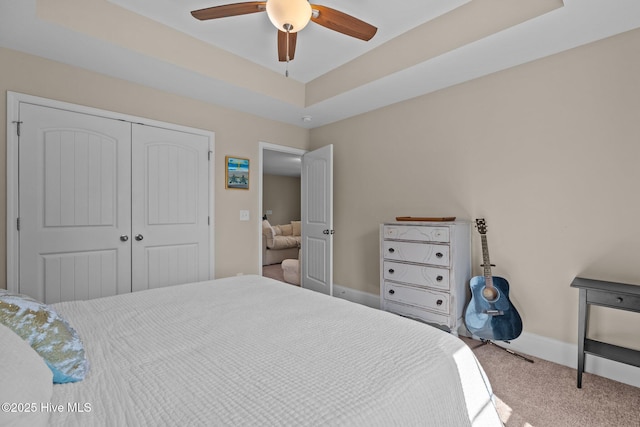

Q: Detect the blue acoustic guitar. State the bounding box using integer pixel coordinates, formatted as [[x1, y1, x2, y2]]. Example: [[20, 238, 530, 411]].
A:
[[465, 218, 523, 341]]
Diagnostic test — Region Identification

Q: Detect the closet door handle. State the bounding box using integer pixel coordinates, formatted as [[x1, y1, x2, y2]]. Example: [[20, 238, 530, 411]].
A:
[[120, 235, 129, 242], [135, 234, 144, 241], [388, 269, 395, 274]]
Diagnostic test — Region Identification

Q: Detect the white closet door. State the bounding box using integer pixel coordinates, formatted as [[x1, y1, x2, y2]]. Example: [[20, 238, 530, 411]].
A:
[[18, 104, 132, 304], [131, 124, 211, 291]]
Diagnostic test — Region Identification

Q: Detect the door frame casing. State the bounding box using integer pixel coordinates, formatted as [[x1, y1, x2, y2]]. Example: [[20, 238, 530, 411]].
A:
[[6, 91, 216, 293], [257, 142, 306, 272]]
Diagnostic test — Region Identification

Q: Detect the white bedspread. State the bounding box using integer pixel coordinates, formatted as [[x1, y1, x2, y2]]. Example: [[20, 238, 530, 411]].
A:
[[49, 275, 501, 426]]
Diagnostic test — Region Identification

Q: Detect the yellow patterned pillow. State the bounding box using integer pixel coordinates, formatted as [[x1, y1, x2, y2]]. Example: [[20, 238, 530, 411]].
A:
[[0, 291, 88, 383]]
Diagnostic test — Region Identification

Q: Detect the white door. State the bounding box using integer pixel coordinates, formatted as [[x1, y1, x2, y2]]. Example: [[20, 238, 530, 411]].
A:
[[17, 103, 212, 303], [131, 124, 211, 291], [19, 104, 132, 303], [301, 144, 333, 295]]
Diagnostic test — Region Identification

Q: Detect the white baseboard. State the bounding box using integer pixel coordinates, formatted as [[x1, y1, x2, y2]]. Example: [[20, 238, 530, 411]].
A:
[[497, 331, 640, 388], [332, 283, 640, 389], [333, 283, 380, 309]]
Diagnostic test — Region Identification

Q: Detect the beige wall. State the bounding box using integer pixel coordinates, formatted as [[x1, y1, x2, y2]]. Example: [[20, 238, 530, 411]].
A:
[[263, 175, 301, 226], [3, 25, 639, 352], [310, 28, 640, 349], [0, 47, 309, 282]]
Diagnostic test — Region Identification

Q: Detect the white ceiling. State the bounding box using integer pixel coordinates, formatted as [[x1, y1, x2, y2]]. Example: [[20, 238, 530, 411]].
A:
[[1, 1, 640, 129], [263, 150, 301, 177], [106, 0, 469, 83]]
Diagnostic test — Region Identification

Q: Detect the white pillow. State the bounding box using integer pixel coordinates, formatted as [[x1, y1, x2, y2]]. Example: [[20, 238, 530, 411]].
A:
[[263, 220, 276, 247], [0, 323, 53, 427]]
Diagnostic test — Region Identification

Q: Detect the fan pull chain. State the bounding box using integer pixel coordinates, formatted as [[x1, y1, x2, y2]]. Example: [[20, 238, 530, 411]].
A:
[[285, 27, 290, 78]]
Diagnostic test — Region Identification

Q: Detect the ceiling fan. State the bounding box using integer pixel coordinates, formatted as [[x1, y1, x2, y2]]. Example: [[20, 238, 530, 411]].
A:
[[191, 0, 377, 69]]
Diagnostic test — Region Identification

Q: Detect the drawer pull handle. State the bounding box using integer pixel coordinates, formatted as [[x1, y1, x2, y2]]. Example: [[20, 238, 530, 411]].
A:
[[436, 275, 443, 282], [388, 248, 395, 254], [436, 252, 443, 258], [388, 289, 395, 295], [617, 297, 624, 303], [436, 299, 443, 306], [388, 269, 395, 274]]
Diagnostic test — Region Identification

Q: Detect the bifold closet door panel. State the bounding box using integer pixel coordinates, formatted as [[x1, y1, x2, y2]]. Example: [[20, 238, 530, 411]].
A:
[[130, 124, 211, 292], [18, 103, 132, 304]]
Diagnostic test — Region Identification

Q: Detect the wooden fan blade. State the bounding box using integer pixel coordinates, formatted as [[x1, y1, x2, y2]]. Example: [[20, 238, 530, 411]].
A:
[[310, 5, 377, 41], [191, 2, 266, 21], [278, 31, 297, 62]]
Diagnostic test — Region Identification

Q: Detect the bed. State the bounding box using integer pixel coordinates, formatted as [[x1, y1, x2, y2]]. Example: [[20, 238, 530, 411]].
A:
[[1, 275, 502, 426]]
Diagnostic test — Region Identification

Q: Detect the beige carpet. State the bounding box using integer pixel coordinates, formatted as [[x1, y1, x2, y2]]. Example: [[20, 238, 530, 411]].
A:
[[461, 336, 640, 427], [262, 263, 285, 283]]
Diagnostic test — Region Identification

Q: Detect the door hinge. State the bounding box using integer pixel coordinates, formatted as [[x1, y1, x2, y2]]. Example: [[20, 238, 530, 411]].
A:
[[12, 121, 23, 137], [208, 151, 212, 161], [208, 216, 210, 225], [16, 217, 20, 231]]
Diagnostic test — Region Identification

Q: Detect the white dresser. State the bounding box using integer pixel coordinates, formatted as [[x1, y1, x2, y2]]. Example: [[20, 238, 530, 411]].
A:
[[380, 221, 471, 334]]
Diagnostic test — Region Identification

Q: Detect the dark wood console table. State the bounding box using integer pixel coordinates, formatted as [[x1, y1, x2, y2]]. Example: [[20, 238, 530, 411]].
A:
[[570, 277, 640, 388]]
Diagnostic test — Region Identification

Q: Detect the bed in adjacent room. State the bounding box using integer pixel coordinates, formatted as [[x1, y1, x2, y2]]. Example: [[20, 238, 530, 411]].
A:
[[1, 275, 502, 426]]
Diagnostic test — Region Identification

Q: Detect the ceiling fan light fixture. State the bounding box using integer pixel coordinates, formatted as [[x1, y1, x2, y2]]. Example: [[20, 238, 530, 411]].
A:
[[266, 0, 312, 33]]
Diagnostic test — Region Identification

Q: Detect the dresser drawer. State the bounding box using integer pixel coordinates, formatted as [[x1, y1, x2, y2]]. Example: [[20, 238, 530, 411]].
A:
[[587, 290, 640, 311], [383, 225, 449, 243], [383, 261, 450, 291], [382, 240, 450, 267], [383, 300, 452, 327], [383, 282, 450, 314]]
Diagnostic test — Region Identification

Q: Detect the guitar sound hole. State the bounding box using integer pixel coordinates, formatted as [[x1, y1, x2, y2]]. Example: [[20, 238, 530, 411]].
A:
[[482, 287, 499, 303]]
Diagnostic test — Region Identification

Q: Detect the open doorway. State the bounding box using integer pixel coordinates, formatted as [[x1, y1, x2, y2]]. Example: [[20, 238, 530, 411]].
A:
[[258, 143, 305, 285]]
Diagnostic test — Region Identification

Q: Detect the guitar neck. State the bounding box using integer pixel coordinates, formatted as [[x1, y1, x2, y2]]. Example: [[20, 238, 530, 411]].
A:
[[480, 234, 494, 288]]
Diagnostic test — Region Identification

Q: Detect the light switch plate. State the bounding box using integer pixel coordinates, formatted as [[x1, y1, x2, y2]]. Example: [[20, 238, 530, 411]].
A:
[[239, 210, 250, 221]]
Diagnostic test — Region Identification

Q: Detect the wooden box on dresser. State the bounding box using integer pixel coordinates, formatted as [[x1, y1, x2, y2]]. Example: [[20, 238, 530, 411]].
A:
[[380, 221, 471, 335]]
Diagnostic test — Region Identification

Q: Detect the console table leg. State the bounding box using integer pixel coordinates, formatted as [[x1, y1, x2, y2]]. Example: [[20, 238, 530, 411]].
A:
[[577, 288, 588, 388]]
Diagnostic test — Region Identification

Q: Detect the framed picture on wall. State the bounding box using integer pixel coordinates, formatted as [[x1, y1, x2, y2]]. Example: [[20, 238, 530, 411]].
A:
[[225, 156, 249, 189]]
